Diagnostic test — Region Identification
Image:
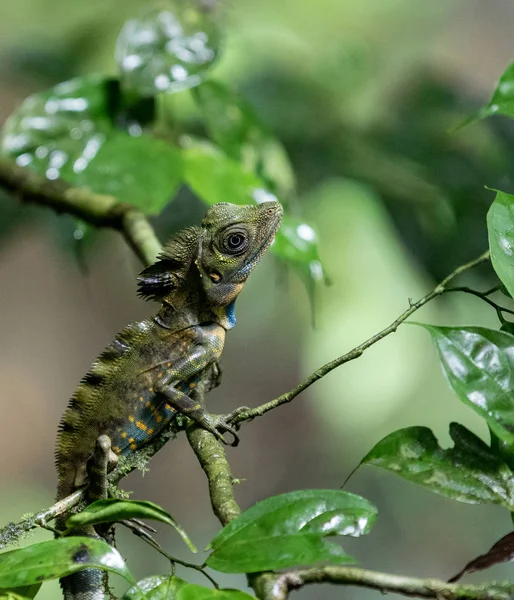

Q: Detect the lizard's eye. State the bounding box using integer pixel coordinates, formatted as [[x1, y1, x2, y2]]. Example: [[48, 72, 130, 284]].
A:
[[223, 229, 249, 254]]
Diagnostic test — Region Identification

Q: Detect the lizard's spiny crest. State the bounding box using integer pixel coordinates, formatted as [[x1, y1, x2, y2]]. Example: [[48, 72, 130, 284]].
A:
[[137, 226, 200, 301]]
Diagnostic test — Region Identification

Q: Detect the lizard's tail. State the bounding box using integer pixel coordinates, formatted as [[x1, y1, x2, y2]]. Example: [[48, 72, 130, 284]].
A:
[[55, 507, 107, 600], [61, 564, 106, 600], [55, 448, 109, 600]]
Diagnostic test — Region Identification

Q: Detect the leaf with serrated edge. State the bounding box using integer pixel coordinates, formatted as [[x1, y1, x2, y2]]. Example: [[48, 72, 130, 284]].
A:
[[362, 424, 514, 508]]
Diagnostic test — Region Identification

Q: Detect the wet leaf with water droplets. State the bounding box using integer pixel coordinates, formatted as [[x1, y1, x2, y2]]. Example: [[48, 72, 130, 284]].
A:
[[1, 75, 114, 179], [362, 424, 514, 508], [116, 0, 220, 96], [423, 325, 514, 445], [0, 538, 135, 588], [205, 490, 376, 573], [488, 190, 514, 298], [0, 75, 182, 214]]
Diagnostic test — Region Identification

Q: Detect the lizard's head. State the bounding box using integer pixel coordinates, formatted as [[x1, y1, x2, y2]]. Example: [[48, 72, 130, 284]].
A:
[[197, 201, 283, 306]]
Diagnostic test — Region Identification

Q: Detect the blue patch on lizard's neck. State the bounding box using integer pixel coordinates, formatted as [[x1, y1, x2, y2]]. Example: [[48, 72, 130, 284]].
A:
[[225, 300, 237, 329]]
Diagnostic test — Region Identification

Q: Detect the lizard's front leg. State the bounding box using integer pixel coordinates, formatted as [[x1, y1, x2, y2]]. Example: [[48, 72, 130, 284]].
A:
[[153, 344, 241, 445], [156, 383, 241, 446]]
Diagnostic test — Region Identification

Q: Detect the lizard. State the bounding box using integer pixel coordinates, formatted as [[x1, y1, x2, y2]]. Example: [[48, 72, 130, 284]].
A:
[[54, 200, 283, 600]]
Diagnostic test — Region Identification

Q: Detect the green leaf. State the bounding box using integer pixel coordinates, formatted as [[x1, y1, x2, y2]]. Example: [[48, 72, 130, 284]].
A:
[[0, 538, 135, 588], [480, 62, 514, 120], [66, 499, 196, 553], [193, 81, 295, 196], [0, 584, 41, 600], [488, 190, 514, 298], [123, 577, 255, 600], [206, 490, 376, 573], [273, 214, 327, 309], [123, 575, 187, 600], [362, 424, 514, 508], [182, 142, 326, 300], [177, 584, 256, 600], [423, 325, 514, 445], [183, 143, 262, 206], [71, 132, 183, 214], [116, 0, 220, 97], [0, 75, 181, 214]]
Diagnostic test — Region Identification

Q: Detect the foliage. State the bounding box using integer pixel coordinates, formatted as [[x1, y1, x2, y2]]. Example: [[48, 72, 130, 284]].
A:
[[3, 1, 514, 599], [353, 58, 514, 579]]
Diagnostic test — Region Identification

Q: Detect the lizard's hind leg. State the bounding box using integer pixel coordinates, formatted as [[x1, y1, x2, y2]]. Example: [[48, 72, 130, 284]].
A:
[[87, 435, 118, 502], [87, 435, 119, 547]]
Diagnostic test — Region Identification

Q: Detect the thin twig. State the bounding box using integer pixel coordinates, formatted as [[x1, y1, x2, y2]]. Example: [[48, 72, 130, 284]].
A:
[[442, 286, 514, 323], [135, 531, 220, 589], [232, 250, 491, 424], [0, 490, 83, 549]]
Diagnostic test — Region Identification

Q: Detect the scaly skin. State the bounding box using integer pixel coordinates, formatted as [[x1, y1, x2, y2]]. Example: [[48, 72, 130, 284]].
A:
[[55, 201, 283, 600]]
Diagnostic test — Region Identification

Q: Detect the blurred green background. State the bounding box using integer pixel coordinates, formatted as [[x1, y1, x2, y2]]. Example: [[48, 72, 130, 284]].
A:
[[1, 0, 514, 598]]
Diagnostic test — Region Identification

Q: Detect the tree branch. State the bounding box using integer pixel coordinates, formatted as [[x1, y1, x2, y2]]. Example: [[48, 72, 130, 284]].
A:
[[0, 490, 83, 549], [233, 249, 491, 424], [267, 566, 514, 600], [186, 425, 275, 598], [0, 157, 161, 266]]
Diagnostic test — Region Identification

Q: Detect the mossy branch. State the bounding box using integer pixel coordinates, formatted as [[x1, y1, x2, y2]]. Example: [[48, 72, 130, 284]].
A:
[[267, 567, 514, 600], [0, 156, 161, 265]]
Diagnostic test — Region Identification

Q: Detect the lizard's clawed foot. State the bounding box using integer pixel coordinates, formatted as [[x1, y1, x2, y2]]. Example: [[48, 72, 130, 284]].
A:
[[225, 406, 250, 425], [197, 411, 248, 447]]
